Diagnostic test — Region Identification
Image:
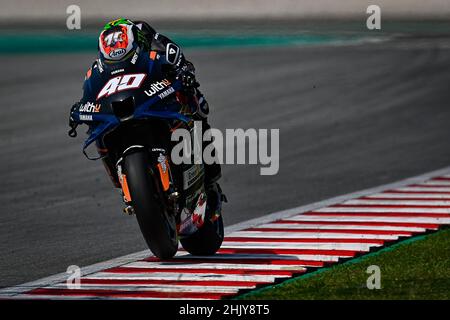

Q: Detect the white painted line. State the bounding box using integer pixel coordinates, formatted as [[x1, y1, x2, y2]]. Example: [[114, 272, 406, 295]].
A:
[[315, 207, 450, 214], [417, 180, 450, 186], [344, 199, 450, 206], [366, 193, 450, 199], [396, 187, 450, 192], [172, 252, 341, 262], [252, 222, 426, 232], [2, 165, 450, 297], [220, 242, 377, 251], [228, 231, 399, 240], [286, 215, 450, 224], [86, 272, 287, 282], [124, 261, 308, 270], [47, 283, 242, 293]]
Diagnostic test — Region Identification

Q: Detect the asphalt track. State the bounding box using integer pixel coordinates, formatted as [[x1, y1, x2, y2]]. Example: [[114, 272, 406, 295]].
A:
[[1, 35, 450, 288]]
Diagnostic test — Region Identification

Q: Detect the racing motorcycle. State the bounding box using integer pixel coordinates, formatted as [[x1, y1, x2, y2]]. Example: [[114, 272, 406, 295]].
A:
[[68, 50, 224, 259]]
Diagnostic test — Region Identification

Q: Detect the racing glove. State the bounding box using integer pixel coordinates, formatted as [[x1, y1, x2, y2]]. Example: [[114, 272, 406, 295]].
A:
[[68, 102, 80, 137], [177, 70, 199, 90], [181, 70, 196, 87]]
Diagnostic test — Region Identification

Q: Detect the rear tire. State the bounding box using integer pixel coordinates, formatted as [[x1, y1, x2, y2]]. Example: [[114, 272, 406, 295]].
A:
[[180, 214, 224, 256], [123, 151, 178, 259]]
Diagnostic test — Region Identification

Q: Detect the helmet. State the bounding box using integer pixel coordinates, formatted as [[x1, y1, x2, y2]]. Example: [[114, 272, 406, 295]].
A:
[[98, 18, 147, 64]]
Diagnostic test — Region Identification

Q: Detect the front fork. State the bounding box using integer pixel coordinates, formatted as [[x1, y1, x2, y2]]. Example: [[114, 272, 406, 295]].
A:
[[115, 146, 178, 213], [114, 145, 209, 238]]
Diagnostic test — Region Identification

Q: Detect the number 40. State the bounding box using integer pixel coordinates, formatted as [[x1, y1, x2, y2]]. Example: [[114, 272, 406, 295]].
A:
[[97, 73, 146, 100]]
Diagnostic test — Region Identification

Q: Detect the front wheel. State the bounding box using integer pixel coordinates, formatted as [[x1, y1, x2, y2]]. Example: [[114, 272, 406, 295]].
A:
[[123, 151, 178, 259]]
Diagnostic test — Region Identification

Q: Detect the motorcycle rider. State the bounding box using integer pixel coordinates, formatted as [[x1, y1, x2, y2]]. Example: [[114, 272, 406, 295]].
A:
[[69, 18, 224, 218]]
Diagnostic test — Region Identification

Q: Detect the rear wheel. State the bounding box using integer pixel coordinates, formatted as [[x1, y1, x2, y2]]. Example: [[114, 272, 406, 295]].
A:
[[123, 151, 178, 259], [180, 213, 224, 256]]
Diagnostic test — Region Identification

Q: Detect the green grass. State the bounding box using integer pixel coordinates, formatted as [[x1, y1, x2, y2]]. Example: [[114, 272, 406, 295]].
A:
[[236, 228, 450, 300]]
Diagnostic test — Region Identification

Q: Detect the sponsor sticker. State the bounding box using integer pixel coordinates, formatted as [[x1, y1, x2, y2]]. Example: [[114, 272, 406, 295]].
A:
[[144, 79, 171, 97], [79, 114, 93, 121], [166, 43, 180, 65], [131, 52, 139, 64], [183, 164, 204, 190], [79, 102, 101, 113], [109, 48, 126, 59], [157, 153, 168, 173], [158, 87, 175, 99], [111, 68, 125, 75]]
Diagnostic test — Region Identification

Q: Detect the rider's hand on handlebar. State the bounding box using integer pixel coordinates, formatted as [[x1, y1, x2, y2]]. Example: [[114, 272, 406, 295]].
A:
[[177, 70, 198, 90], [69, 102, 79, 126], [68, 102, 80, 137]]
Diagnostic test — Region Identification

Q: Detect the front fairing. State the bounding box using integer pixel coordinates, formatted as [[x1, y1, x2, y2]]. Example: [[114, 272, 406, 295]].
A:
[[72, 50, 192, 157]]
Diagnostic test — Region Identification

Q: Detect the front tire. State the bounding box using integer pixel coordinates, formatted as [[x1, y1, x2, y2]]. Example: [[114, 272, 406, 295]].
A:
[[123, 151, 178, 259]]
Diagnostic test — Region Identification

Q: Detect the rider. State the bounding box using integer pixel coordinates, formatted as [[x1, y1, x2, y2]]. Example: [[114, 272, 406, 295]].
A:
[[69, 18, 224, 216]]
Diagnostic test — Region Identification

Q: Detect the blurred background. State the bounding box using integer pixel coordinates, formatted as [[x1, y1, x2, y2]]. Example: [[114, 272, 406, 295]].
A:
[[1, 0, 450, 288]]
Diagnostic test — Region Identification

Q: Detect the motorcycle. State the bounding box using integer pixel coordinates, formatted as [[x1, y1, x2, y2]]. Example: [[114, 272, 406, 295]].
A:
[[68, 50, 224, 259]]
